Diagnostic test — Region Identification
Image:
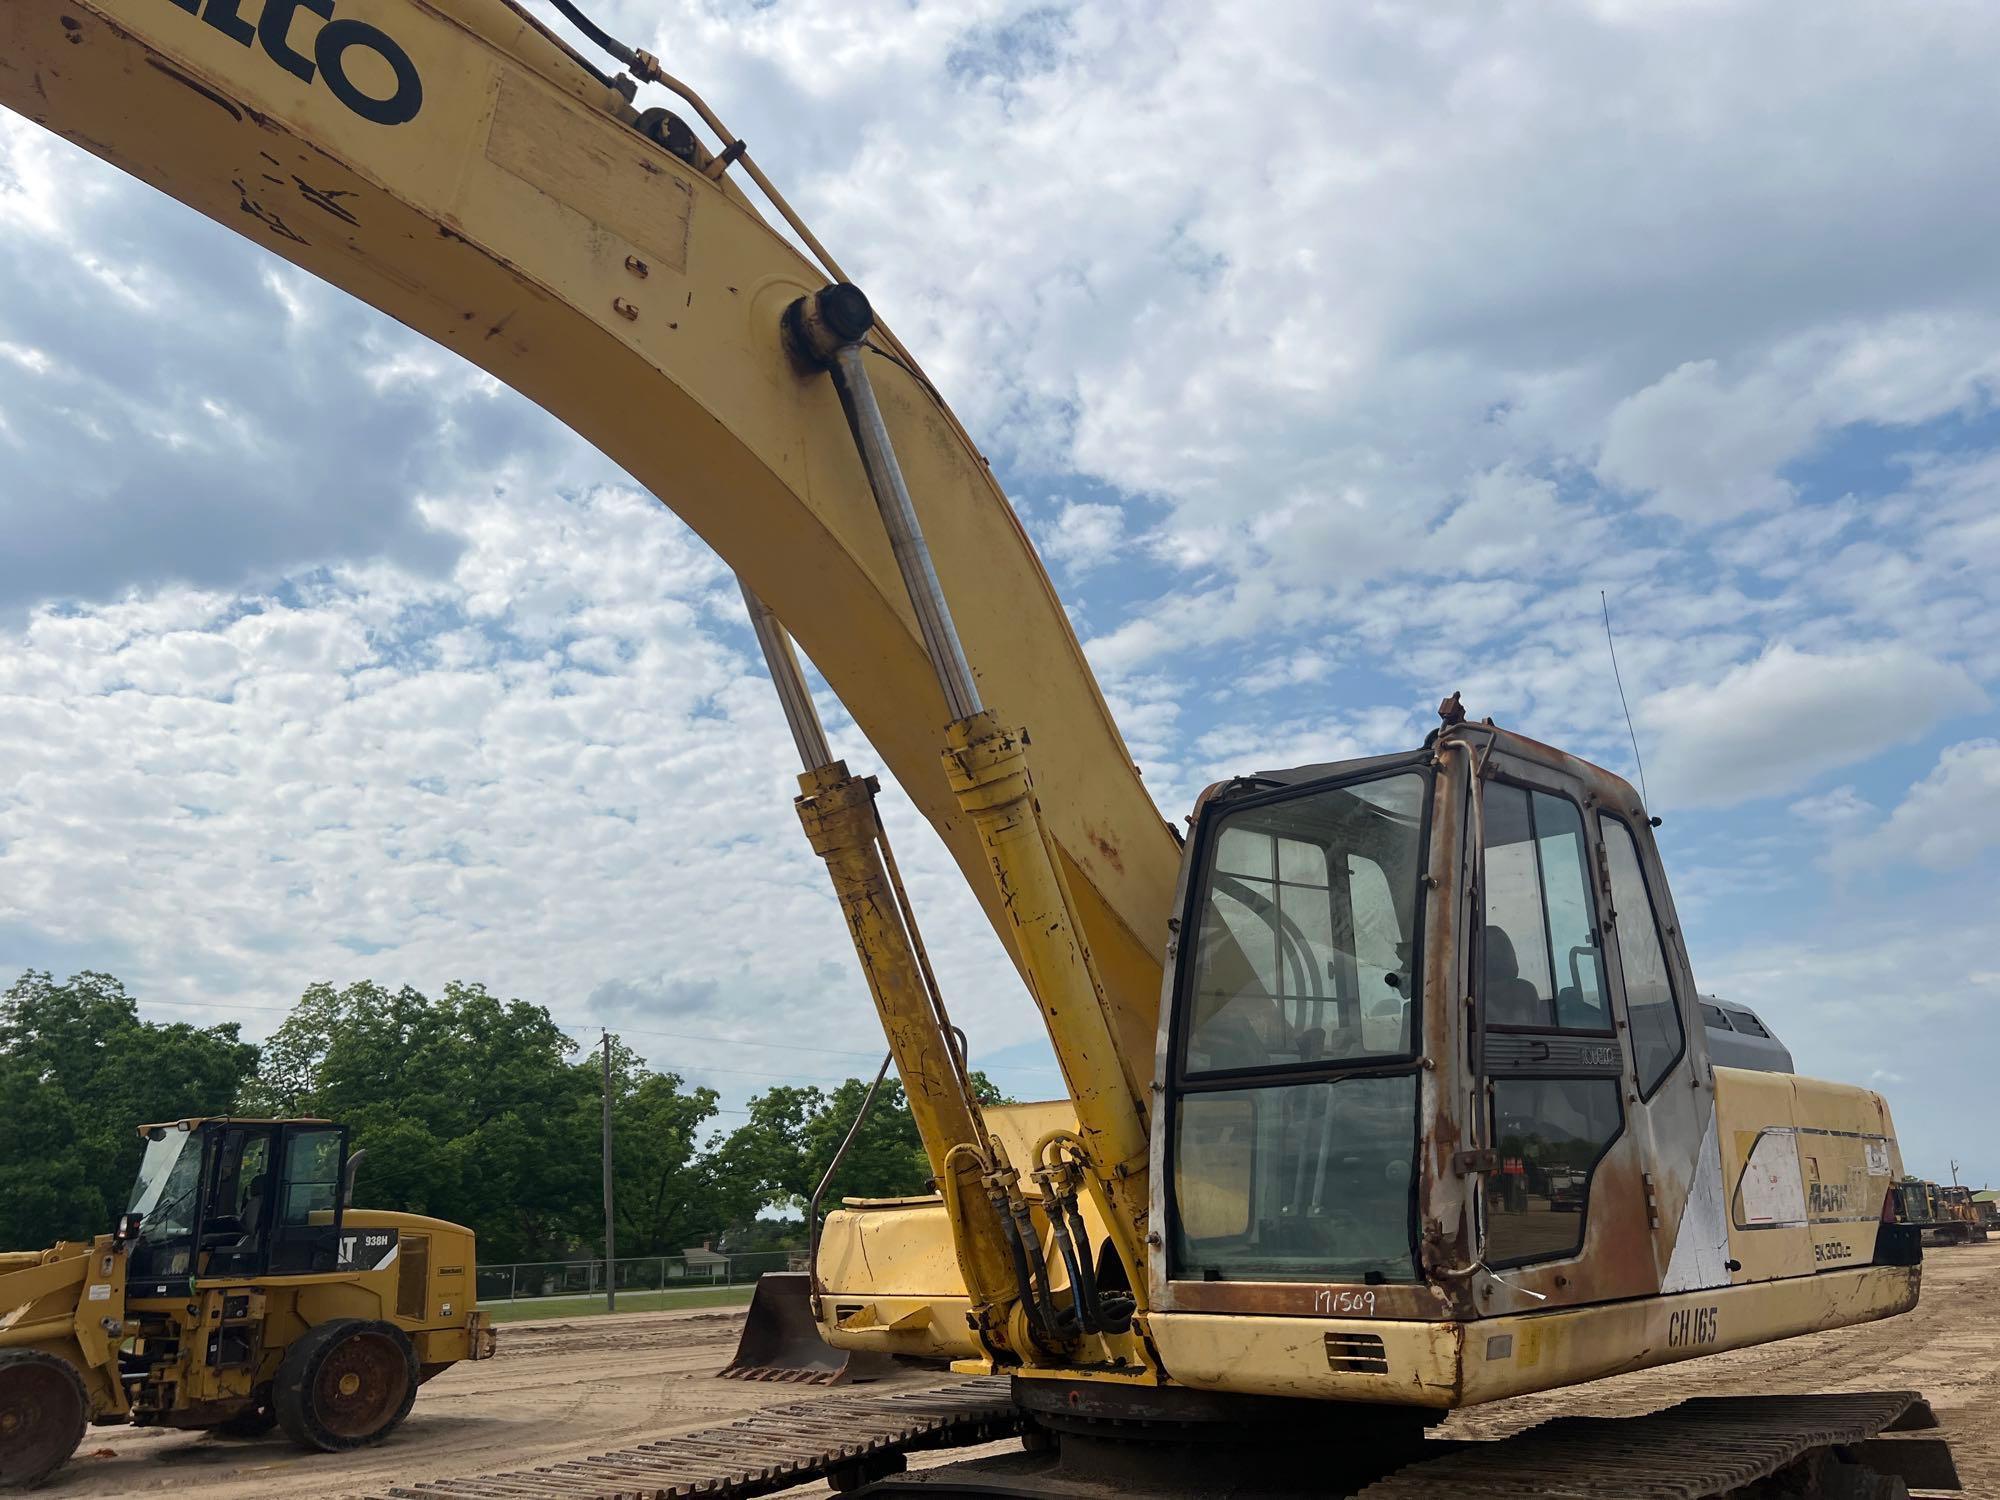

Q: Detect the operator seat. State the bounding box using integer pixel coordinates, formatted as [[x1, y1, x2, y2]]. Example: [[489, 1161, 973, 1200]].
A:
[[1483, 925, 1546, 1027]]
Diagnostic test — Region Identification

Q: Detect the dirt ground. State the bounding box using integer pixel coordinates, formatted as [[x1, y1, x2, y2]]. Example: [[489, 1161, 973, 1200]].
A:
[[40, 1243, 2000, 1498]]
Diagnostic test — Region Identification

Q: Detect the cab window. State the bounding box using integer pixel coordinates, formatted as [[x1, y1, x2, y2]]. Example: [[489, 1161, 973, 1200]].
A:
[[280, 1129, 344, 1224], [1485, 1078, 1623, 1264], [1184, 773, 1425, 1073], [1170, 767, 1429, 1290], [1481, 784, 1607, 1031], [201, 1126, 276, 1276], [1599, 816, 1686, 1096]]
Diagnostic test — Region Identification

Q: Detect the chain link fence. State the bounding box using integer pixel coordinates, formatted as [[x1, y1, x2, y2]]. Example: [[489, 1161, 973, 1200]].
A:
[[475, 1248, 800, 1303]]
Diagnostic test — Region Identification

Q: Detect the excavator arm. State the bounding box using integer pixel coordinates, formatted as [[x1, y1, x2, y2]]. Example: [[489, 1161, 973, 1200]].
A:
[[0, 0, 1179, 1083]]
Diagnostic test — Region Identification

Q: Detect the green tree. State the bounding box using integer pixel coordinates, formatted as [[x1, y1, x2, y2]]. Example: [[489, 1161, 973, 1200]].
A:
[[722, 1072, 1009, 1222], [246, 982, 736, 1263], [244, 979, 601, 1260], [0, 970, 257, 1248], [603, 1046, 742, 1255]]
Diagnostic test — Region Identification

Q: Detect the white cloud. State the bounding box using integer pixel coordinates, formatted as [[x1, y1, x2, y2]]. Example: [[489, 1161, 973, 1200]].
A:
[[1790, 785, 1873, 827], [0, 482, 1041, 1103], [1597, 360, 1810, 523], [1831, 739, 2000, 873], [1640, 644, 1983, 808], [1038, 500, 1126, 575], [1237, 651, 1330, 696], [1598, 321, 2000, 526]]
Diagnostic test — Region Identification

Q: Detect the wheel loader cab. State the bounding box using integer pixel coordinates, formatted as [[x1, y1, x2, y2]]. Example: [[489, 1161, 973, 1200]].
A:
[[125, 1118, 352, 1297]]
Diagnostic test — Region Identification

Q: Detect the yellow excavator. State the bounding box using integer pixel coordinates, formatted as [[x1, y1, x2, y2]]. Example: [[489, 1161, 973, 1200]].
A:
[[0, 3, 1957, 1494]]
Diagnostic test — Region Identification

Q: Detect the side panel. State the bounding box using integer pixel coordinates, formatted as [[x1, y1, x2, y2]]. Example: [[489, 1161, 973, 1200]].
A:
[[1715, 1068, 1900, 1284], [817, 1198, 978, 1361], [1146, 1263, 1918, 1408]]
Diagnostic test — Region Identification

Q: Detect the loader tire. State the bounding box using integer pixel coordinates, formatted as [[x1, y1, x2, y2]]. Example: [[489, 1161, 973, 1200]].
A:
[[273, 1319, 418, 1453], [0, 1348, 89, 1489]]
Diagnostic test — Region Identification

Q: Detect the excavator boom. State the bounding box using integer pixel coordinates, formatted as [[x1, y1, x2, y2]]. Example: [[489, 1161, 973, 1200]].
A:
[[0, 0, 1178, 1092]]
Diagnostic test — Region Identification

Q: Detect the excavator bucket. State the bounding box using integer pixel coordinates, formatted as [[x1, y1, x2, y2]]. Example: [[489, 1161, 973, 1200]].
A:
[[718, 1273, 895, 1384]]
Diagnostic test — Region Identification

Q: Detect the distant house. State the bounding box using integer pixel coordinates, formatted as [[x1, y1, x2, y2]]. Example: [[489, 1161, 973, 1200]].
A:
[[680, 1241, 730, 1282]]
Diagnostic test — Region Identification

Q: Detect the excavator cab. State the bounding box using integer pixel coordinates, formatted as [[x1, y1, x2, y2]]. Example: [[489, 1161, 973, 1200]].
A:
[[1140, 720, 1915, 1417], [123, 1117, 355, 1297], [1160, 733, 1673, 1303]]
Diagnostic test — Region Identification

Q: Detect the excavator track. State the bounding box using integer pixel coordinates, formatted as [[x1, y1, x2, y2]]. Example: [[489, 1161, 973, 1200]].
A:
[[358, 1377, 1019, 1500], [1359, 1390, 1950, 1498], [363, 1384, 1954, 1500]]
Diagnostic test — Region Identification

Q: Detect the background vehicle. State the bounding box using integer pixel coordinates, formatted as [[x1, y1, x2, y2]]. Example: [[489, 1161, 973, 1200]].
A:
[[0, 1116, 492, 1487], [1896, 1180, 1991, 1247], [0, 3, 1954, 1494]]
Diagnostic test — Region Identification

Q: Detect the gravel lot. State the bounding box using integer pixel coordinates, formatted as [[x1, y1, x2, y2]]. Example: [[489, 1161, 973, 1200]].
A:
[[40, 1242, 2000, 1498]]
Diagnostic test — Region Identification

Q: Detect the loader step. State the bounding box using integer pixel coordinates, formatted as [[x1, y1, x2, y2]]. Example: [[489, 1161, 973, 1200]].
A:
[[360, 1376, 1018, 1500]]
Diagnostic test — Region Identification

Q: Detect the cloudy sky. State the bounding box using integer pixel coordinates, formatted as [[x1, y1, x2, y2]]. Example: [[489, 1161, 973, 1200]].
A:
[[2, 0, 1996, 1183]]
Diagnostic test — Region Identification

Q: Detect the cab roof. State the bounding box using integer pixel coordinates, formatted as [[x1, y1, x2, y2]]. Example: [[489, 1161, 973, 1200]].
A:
[[136, 1116, 333, 1136]]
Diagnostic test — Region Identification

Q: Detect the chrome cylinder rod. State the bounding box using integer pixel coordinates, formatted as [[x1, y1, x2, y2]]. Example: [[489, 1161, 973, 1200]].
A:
[[738, 576, 833, 772], [828, 340, 984, 724], [828, 341, 982, 722], [786, 284, 983, 724]]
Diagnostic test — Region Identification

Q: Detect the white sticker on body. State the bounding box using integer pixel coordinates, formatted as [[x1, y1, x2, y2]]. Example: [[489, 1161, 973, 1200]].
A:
[[1738, 1128, 1807, 1227], [87, 1284, 112, 1301], [1865, 1141, 1891, 1177]]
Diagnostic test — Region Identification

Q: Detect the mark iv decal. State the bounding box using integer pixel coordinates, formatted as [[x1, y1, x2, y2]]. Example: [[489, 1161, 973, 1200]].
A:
[[165, 0, 424, 125], [1808, 1181, 1852, 1216], [1667, 1306, 1719, 1348], [338, 1227, 400, 1270]]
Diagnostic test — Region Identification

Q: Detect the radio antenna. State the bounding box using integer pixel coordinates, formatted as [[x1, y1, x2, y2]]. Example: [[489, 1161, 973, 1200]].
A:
[[1600, 590, 1652, 809]]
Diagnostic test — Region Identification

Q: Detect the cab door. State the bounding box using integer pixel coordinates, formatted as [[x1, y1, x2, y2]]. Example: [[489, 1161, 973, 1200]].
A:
[[198, 1122, 280, 1278], [267, 1123, 350, 1274], [1472, 756, 1631, 1283]]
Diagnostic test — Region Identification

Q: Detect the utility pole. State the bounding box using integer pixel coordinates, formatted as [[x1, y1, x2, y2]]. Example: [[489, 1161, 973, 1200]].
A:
[[602, 1029, 616, 1313], [1951, 1159, 1962, 1189]]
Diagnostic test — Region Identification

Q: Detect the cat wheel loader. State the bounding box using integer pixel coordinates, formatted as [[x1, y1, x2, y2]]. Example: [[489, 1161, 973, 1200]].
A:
[[0, 1117, 494, 1487], [0, 0, 1963, 1494]]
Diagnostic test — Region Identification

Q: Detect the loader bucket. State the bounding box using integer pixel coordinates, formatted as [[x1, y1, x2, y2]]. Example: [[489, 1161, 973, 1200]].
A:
[[717, 1272, 895, 1384]]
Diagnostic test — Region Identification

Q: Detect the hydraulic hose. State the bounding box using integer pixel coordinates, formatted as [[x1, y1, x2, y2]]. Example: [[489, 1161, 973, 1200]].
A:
[[1007, 1192, 1063, 1343], [989, 1184, 1056, 1347], [1061, 1193, 1112, 1332], [544, 0, 640, 69], [1043, 1190, 1096, 1334]]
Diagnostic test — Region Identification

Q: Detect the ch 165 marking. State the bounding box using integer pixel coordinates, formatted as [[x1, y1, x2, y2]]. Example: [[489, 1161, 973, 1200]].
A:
[[1668, 1305, 1718, 1347]]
